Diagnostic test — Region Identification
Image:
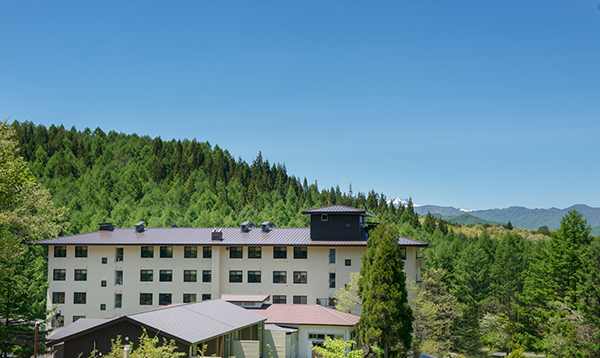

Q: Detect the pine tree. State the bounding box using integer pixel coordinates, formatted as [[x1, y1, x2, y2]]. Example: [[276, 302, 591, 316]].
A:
[[359, 222, 413, 358]]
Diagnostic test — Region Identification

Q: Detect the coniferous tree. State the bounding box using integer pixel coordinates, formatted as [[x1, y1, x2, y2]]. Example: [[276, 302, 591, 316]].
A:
[[359, 222, 413, 358]]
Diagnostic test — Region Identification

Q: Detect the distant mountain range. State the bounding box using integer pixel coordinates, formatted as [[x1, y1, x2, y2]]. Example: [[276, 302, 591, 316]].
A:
[[389, 198, 600, 234]]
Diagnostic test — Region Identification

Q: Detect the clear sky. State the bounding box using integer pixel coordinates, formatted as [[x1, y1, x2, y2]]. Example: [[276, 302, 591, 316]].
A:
[[2, 1, 599, 210]]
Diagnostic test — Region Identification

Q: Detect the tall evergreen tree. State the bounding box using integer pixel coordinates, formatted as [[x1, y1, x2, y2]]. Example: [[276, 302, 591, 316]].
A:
[[359, 222, 413, 358]]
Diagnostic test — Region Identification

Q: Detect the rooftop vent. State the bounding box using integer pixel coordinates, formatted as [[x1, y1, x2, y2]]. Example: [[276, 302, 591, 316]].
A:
[[135, 221, 146, 233], [261, 221, 276, 233], [212, 228, 223, 241], [241, 221, 255, 232], [170, 223, 179, 228], [98, 223, 115, 231]]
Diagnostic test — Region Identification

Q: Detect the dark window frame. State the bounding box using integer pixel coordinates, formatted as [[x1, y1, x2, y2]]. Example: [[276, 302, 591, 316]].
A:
[[116, 247, 124, 262], [294, 247, 307, 259], [248, 247, 262, 259], [229, 247, 243, 259], [74, 269, 87, 281], [293, 295, 307, 304], [54, 246, 66, 258], [101, 280, 107, 287], [272, 295, 287, 304], [115, 270, 123, 285], [184, 270, 197, 282], [201, 294, 211, 301], [74, 292, 87, 304], [345, 259, 351, 266], [75, 246, 88, 258], [329, 248, 336, 264], [160, 246, 173, 258], [52, 292, 65, 304], [53, 269, 66, 281], [273, 247, 287, 259], [140, 293, 153, 305], [229, 270, 243, 283], [293, 271, 307, 284], [159, 270, 173, 282], [141, 246, 154, 258], [140, 269, 153, 282], [400, 247, 407, 260], [329, 272, 336, 289], [183, 293, 196, 303], [159, 293, 172, 306], [184, 246, 198, 258], [115, 293, 122, 309], [273, 271, 287, 284], [248, 271, 261, 283], [203, 246, 212, 258], [202, 270, 212, 283]]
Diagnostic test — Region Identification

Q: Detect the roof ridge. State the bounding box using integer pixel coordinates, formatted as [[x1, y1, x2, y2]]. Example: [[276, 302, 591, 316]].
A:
[[316, 305, 353, 325]]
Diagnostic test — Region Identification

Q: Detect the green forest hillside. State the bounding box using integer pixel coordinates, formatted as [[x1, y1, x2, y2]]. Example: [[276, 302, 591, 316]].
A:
[[9, 120, 600, 357]]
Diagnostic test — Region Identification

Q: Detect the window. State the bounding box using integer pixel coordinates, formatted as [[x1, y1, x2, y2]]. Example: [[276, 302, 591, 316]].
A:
[[202, 270, 211, 283], [74, 292, 86, 304], [160, 270, 173, 282], [273, 271, 287, 284], [101, 280, 107, 287], [293, 271, 307, 284], [321, 214, 328, 221], [202, 294, 211, 301], [75, 246, 88, 257], [294, 247, 307, 259], [309, 334, 326, 340], [115, 294, 122, 309], [272, 295, 287, 304], [160, 246, 173, 258], [183, 294, 196, 303], [54, 246, 66, 258], [184, 270, 197, 282], [248, 247, 261, 259], [229, 247, 243, 259], [345, 259, 351, 266], [400, 247, 407, 260], [229, 270, 243, 283], [184, 246, 197, 258], [102, 257, 108, 264], [329, 272, 336, 288], [345, 222, 351, 229], [329, 248, 336, 264], [248, 271, 261, 283], [159, 293, 172, 305], [140, 270, 153, 282], [273, 247, 287, 259], [293, 295, 307, 304], [100, 304, 106, 310], [115, 270, 123, 285], [53, 269, 66, 281], [203, 246, 212, 258], [141, 246, 154, 258], [73, 315, 86, 322], [52, 292, 65, 304], [116, 247, 124, 262], [54, 315, 64, 327], [74, 269, 87, 281], [140, 293, 153, 305]]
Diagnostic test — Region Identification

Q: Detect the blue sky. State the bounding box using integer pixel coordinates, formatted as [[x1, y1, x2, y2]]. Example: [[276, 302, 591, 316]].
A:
[[2, 1, 599, 210]]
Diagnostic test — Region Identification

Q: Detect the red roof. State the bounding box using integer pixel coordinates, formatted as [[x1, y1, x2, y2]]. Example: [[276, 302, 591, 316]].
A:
[[247, 304, 359, 326]]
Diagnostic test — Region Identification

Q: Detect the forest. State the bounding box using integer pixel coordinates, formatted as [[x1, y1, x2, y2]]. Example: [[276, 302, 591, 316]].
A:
[[6, 120, 600, 357]]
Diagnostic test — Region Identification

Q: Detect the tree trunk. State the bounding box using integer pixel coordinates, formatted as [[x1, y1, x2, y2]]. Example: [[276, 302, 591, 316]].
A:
[[385, 338, 389, 358]]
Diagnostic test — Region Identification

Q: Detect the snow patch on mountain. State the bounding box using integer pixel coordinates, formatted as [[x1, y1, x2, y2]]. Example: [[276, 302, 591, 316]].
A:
[[460, 208, 475, 213], [388, 197, 420, 208]]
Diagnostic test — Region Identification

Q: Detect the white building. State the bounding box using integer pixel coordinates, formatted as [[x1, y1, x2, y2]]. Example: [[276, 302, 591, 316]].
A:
[[39, 205, 428, 327]]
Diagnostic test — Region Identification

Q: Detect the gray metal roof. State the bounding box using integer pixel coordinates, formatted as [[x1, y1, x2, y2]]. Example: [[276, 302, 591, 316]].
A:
[[302, 205, 374, 216], [37, 227, 429, 247], [48, 299, 267, 346]]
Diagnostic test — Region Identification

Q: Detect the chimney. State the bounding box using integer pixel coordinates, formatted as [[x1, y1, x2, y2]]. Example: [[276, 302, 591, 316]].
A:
[[212, 228, 223, 241], [261, 221, 276, 233], [135, 221, 145, 233], [98, 223, 114, 231], [240, 221, 255, 232]]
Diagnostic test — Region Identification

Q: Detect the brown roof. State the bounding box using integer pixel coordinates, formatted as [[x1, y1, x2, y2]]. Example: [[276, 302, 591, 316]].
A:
[[248, 304, 359, 326], [37, 227, 429, 247], [302, 205, 373, 217]]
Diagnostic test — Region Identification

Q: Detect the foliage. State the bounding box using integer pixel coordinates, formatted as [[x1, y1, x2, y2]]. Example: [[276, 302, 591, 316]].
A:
[[0, 120, 68, 357], [334, 272, 362, 314], [409, 269, 461, 357], [311, 337, 363, 358], [359, 222, 413, 358], [88, 329, 185, 358]]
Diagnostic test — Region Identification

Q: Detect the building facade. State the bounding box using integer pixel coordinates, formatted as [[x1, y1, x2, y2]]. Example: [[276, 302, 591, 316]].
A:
[[40, 205, 428, 326]]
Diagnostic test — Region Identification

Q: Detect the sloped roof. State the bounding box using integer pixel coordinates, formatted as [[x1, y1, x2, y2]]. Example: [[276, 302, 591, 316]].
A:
[[221, 294, 270, 303], [48, 299, 267, 346], [248, 304, 359, 326], [302, 205, 373, 217], [37, 226, 429, 247]]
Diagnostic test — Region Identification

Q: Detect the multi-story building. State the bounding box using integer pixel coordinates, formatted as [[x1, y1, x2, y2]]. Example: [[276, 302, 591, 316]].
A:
[[39, 205, 429, 326]]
